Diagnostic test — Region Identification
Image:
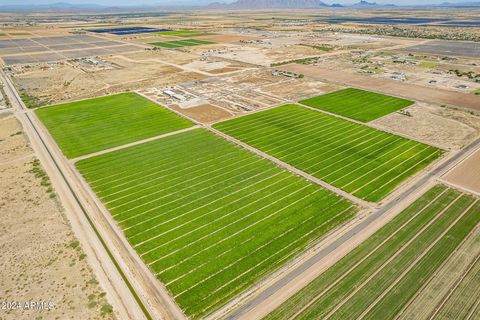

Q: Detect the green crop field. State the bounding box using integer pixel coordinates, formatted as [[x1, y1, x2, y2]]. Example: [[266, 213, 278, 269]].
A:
[[299, 88, 414, 122], [150, 42, 181, 48], [35, 93, 193, 158], [266, 185, 480, 320], [150, 39, 215, 48], [213, 104, 443, 202], [156, 30, 211, 37], [76, 129, 357, 318]]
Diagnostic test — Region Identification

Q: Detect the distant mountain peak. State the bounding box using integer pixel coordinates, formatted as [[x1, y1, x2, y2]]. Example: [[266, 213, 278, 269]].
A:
[[209, 0, 329, 9], [352, 0, 378, 6]]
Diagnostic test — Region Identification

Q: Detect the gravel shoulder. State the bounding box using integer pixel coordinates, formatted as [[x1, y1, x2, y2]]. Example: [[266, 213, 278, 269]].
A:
[[0, 114, 115, 320]]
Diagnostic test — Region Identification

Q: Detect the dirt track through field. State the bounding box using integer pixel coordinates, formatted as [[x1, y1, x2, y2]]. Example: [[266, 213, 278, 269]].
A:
[[287, 187, 451, 319], [397, 224, 480, 320], [320, 195, 471, 320], [278, 64, 480, 112], [0, 69, 186, 320], [71, 126, 199, 162]]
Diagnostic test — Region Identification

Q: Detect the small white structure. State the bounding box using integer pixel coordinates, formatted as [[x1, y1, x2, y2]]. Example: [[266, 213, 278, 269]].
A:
[[163, 90, 186, 101]]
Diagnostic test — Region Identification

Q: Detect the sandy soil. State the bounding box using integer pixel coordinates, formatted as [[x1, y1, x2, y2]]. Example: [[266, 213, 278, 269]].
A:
[[2, 27, 71, 37], [259, 80, 340, 101], [172, 104, 232, 123], [279, 64, 480, 111], [209, 44, 331, 67], [311, 48, 480, 95], [195, 34, 260, 43], [182, 58, 251, 74], [11, 52, 206, 105], [122, 50, 199, 65], [0, 115, 114, 320], [443, 147, 480, 194], [372, 103, 480, 150]]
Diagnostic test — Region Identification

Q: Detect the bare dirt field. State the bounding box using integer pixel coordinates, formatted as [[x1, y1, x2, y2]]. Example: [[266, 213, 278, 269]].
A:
[[0, 114, 114, 320], [140, 69, 293, 117], [171, 103, 232, 123], [182, 57, 253, 74], [401, 40, 480, 59], [11, 51, 206, 105], [0, 26, 71, 38], [279, 64, 480, 111], [195, 33, 260, 43], [259, 80, 340, 101], [443, 147, 480, 194], [124, 49, 200, 65], [208, 44, 331, 66], [372, 103, 480, 150]]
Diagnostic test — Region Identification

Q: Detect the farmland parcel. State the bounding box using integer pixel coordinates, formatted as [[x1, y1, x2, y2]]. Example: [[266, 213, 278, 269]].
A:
[[267, 185, 480, 320], [156, 30, 211, 37], [36, 93, 193, 158], [214, 104, 443, 202], [300, 88, 414, 123], [76, 129, 357, 318], [150, 39, 215, 48]]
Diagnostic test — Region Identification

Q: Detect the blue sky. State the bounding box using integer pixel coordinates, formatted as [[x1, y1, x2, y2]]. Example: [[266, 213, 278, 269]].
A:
[[1, 0, 471, 6]]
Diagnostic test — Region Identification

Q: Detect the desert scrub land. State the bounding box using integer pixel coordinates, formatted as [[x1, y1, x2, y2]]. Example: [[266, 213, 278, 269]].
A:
[[0, 114, 114, 320], [35, 92, 193, 158], [214, 104, 443, 202], [266, 185, 480, 320], [76, 128, 357, 318]]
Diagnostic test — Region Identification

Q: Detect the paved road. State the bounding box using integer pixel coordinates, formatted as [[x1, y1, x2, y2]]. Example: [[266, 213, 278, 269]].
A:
[[0, 70, 150, 320], [224, 136, 480, 320]]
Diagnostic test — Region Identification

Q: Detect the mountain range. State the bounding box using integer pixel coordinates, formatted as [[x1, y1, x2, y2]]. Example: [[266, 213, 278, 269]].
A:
[[1, 1, 480, 12], [208, 0, 385, 8], [209, 0, 480, 8], [208, 0, 329, 9]]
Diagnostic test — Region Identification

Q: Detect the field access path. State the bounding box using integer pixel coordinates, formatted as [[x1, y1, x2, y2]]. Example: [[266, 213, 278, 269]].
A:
[[136, 91, 480, 320], [207, 126, 372, 209], [0, 70, 187, 320]]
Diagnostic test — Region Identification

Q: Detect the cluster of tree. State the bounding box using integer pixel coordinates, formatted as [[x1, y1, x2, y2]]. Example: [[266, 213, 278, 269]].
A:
[[449, 69, 480, 82], [315, 25, 480, 42], [271, 56, 323, 67]]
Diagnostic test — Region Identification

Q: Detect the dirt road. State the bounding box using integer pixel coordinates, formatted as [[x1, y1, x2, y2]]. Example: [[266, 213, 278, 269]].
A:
[[278, 64, 480, 112], [0, 70, 184, 320], [207, 125, 372, 209]]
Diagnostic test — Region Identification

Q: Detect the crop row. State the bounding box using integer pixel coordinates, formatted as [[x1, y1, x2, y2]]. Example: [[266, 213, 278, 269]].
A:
[[266, 185, 480, 320], [76, 128, 356, 318], [214, 104, 442, 202]]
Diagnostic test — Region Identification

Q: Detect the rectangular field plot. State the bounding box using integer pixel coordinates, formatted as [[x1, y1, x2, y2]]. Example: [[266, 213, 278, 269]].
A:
[[398, 224, 480, 320], [402, 40, 480, 59], [299, 88, 414, 122], [150, 39, 215, 48], [213, 104, 443, 202], [156, 30, 211, 37], [266, 185, 480, 320], [76, 129, 357, 318], [36, 93, 193, 158]]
